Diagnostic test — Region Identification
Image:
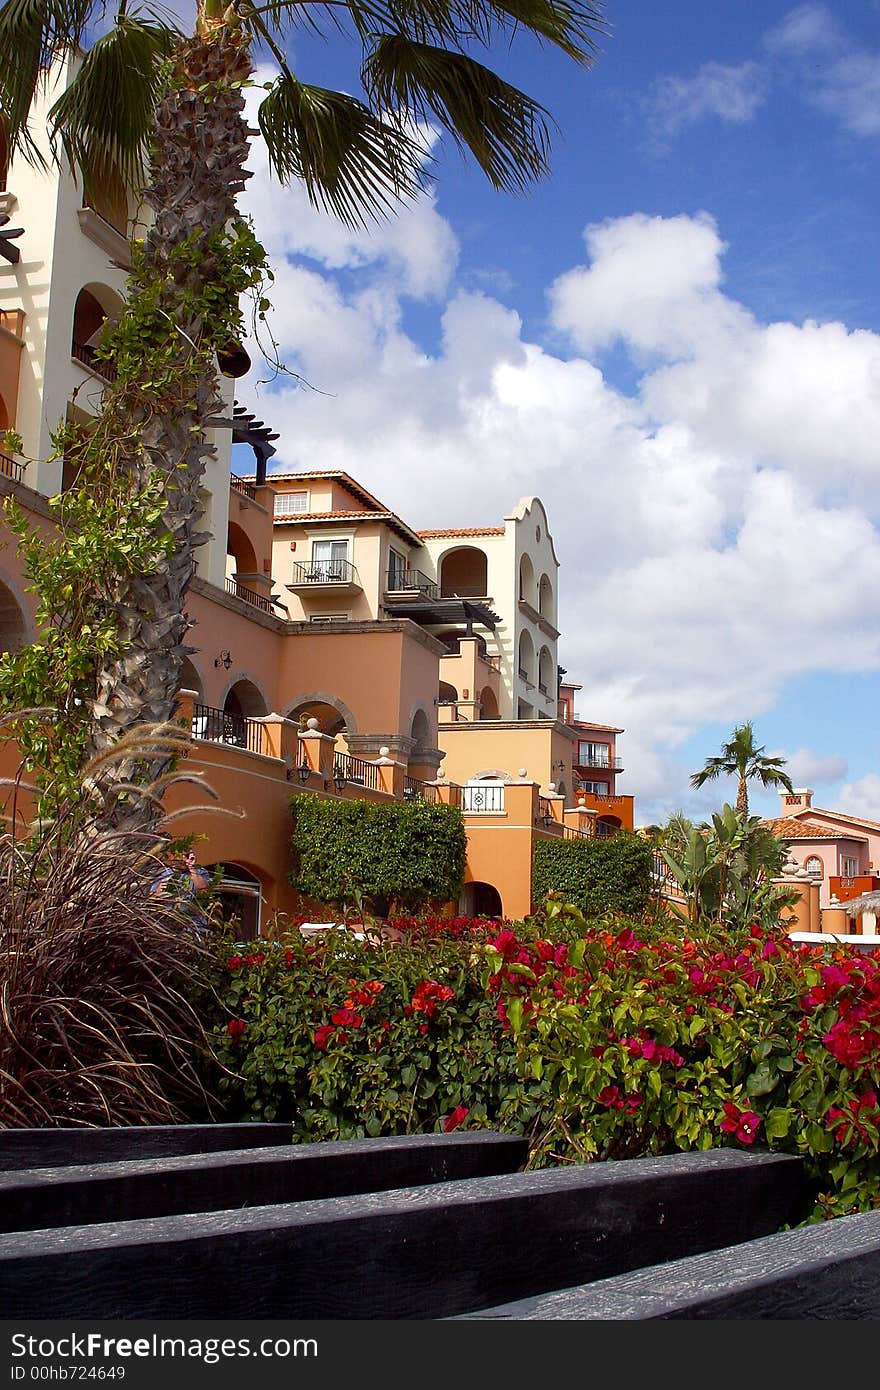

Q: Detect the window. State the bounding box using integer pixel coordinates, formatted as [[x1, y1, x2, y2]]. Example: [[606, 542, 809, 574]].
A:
[[577, 781, 609, 796], [388, 548, 407, 586], [309, 538, 349, 581], [578, 741, 610, 768], [804, 856, 823, 877], [309, 614, 349, 624], [274, 491, 308, 515], [841, 856, 859, 878]]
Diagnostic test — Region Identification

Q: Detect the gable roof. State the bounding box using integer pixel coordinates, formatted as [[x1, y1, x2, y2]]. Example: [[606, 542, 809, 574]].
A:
[[791, 805, 880, 834], [762, 816, 861, 841]]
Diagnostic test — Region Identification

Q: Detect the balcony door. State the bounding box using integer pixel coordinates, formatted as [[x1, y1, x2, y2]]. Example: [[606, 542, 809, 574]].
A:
[[311, 539, 349, 581]]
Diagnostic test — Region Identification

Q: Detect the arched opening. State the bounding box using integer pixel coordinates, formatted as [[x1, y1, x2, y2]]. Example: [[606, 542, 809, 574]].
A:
[[226, 520, 258, 579], [438, 680, 458, 705], [804, 856, 823, 878], [71, 285, 123, 379], [538, 573, 554, 622], [84, 156, 129, 235], [538, 646, 555, 698], [179, 657, 204, 701], [0, 391, 9, 432], [596, 815, 622, 839], [439, 547, 488, 598], [410, 708, 431, 753], [461, 881, 503, 919], [287, 696, 348, 737], [518, 630, 534, 685], [208, 863, 263, 941], [225, 680, 267, 721], [519, 553, 535, 604], [0, 578, 27, 655], [479, 686, 499, 720]]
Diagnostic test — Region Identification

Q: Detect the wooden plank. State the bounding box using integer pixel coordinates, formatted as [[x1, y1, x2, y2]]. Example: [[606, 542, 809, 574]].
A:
[[0, 1149, 808, 1319], [0, 1132, 529, 1232], [0, 1124, 294, 1171], [456, 1209, 880, 1319]]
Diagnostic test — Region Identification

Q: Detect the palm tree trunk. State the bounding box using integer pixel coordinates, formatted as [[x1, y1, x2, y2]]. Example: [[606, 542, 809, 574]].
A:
[[86, 24, 253, 826], [736, 779, 749, 818]]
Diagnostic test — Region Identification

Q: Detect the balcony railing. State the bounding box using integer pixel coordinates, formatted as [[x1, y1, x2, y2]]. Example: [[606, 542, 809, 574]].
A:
[[0, 450, 23, 483], [403, 775, 439, 803], [230, 473, 256, 500], [71, 340, 118, 382], [191, 703, 265, 755], [461, 784, 505, 814], [576, 754, 623, 771], [291, 559, 360, 586], [386, 567, 439, 599], [538, 681, 549, 696], [332, 752, 381, 792], [480, 652, 501, 672], [518, 667, 530, 683], [226, 578, 277, 613]]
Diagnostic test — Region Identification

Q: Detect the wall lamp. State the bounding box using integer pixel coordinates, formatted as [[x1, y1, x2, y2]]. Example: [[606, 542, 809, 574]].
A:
[[296, 760, 312, 783], [214, 650, 232, 670], [333, 768, 347, 793]]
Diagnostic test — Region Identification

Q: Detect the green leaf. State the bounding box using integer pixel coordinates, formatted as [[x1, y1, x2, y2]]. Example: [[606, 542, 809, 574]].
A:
[[764, 1107, 792, 1140]]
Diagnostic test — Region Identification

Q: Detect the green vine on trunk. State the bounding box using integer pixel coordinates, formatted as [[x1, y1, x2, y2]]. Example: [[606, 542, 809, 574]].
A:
[[0, 215, 271, 819]]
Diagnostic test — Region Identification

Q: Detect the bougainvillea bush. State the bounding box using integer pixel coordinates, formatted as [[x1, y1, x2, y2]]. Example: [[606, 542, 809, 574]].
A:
[[202, 904, 880, 1223]]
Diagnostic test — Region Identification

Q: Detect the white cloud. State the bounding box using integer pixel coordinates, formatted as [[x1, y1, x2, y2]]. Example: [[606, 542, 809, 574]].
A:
[[645, 61, 766, 144], [836, 773, 880, 823], [776, 748, 849, 787], [234, 197, 880, 825], [766, 4, 880, 137]]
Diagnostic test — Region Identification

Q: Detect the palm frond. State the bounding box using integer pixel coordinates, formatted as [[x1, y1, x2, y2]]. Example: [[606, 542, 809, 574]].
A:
[[363, 34, 553, 192], [47, 11, 178, 197], [0, 0, 95, 163], [242, 0, 605, 61], [258, 71, 426, 227]]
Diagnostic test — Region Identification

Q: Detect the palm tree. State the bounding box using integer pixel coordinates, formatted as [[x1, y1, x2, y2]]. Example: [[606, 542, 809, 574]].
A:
[[689, 722, 794, 818], [0, 0, 607, 825]]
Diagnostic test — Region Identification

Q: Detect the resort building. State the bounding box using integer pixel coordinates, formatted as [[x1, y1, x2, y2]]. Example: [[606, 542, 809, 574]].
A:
[[0, 74, 637, 932], [764, 788, 880, 913]]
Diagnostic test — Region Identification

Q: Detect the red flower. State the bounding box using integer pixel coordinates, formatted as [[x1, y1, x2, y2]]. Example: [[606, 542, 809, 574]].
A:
[[331, 1007, 363, 1028], [314, 1024, 335, 1050], [443, 1105, 470, 1133], [719, 1102, 762, 1145], [227, 956, 243, 970], [226, 1018, 247, 1038]]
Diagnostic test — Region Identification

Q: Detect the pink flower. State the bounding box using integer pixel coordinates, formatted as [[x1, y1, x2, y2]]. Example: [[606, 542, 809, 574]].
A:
[[719, 1102, 762, 1145], [313, 1024, 335, 1050], [226, 1018, 247, 1039]]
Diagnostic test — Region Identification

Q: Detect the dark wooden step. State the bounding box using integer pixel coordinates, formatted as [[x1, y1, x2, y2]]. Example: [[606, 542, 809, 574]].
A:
[[456, 1208, 880, 1319], [0, 1123, 294, 1171], [0, 1148, 809, 1319], [0, 1131, 528, 1233]]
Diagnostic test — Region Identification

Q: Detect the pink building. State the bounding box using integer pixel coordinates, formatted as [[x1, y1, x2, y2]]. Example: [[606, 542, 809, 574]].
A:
[[764, 788, 880, 910]]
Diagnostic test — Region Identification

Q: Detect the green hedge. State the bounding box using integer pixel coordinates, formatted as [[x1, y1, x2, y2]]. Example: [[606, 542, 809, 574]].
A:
[[532, 833, 654, 918], [290, 794, 467, 916]]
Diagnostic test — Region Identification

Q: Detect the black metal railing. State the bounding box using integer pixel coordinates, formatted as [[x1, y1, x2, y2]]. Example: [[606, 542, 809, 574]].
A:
[[595, 820, 621, 839], [403, 775, 440, 803], [226, 577, 276, 613], [291, 559, 360, 586], [191, 703, 265, 755], [0, 450, 23, 483], [563, 824, 593, 841], [230, 473, 256, 500], [332, 752, 381, 792], [461, 784, 505, 814], [385, 567, 439, 600], [71, 340, 118, 382], [518, 667, 530, 683]]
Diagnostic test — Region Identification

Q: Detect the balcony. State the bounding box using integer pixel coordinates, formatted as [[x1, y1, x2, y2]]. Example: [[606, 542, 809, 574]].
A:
[[230, 473, 256, 500], [71, 340, 117, 383], [287, 559, 362, 595], [576, 754, 624, 772], [403, 775, 440, 804], [461, 784, 505, 814], [191, 703, 266, 755], [0, 450, 23, 483], [225, 578, 283, 614], [829, 875, 880, 904], [385, 567, 439, 600]]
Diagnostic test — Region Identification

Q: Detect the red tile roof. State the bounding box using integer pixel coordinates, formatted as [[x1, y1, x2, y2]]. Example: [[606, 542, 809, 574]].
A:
[[417, 527, 506, 538], [763, 817, 860, 840]]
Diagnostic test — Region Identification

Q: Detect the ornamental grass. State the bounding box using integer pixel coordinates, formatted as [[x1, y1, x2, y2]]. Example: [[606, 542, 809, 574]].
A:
[[0, 725, 221, 1128]]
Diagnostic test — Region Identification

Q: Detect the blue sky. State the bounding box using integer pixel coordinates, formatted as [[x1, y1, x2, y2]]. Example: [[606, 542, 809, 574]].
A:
[[233, 1, 880, 826]]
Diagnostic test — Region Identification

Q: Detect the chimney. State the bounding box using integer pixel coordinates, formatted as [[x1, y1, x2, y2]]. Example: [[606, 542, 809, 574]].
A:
[[782, 788, 813, 812]]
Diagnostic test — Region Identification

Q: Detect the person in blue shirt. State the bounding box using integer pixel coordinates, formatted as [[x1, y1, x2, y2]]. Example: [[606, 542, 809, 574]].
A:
[[150, 849, 211, 929]]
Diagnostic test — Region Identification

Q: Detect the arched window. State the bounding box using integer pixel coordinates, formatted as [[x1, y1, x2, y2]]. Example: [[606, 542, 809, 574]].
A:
[[0, 577, 27, 655], [519, 554, 535, 604], [538, 573, 554, 622], [518, 630, 534, 685], [804, 856, 823, 877]]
